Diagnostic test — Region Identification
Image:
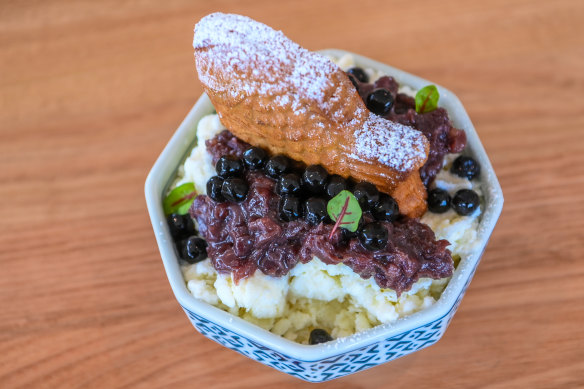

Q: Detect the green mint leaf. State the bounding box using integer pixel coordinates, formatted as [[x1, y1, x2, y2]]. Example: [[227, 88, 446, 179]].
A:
[[163, 183, 197, 215], [415, 85, 440, 114], [327, 190, 362, 236]]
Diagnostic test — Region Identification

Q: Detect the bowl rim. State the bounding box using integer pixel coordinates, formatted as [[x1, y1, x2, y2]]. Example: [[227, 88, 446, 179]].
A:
[[145, 48, 504, 362]]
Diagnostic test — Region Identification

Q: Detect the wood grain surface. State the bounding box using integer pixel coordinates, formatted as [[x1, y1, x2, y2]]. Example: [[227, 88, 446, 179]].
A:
[[1, 0, 583, 388]]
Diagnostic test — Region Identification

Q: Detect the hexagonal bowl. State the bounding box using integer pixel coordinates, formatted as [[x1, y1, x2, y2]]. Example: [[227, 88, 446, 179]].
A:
[[145, 49, 503, 382]]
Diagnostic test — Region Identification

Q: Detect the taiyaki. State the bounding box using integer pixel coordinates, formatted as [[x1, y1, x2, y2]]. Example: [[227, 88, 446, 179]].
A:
[[193, 13, 430, 217]]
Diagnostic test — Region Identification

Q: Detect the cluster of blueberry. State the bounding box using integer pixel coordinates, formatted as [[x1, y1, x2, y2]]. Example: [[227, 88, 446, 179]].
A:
[[427, 156, 481, 216], [347, 67, 394, 116], [206, 145, 402, 252], [166, 213, 207, 264], [206, 152, 252, 202], [275, 165, 400, 226]]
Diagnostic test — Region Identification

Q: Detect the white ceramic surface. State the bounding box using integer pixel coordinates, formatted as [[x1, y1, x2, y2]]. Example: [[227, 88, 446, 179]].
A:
[[145, 49, 503, 382]]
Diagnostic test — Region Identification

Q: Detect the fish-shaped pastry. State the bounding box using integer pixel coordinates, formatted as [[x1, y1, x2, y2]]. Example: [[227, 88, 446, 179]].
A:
[[193, 13, 430, 217]]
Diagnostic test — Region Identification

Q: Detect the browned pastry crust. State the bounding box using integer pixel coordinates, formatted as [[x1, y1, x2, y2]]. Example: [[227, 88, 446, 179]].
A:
[[193, 13, 430, 217]]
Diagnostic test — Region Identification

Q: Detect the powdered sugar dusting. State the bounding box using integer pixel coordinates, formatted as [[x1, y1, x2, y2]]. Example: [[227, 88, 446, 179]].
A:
[[193, 13, 336, 113], [351, 113, 428, 173]]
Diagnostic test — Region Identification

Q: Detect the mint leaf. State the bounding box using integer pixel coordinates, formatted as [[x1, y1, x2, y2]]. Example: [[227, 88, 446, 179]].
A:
[[415, 85, 440, 114], [163, 183, 197, 215], [327, 190, 362, 238]]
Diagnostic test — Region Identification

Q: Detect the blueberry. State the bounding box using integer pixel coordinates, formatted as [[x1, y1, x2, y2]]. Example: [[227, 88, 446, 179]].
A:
[[325, 175, 347, 198], [278, 196, 302, 222], [347, 67, 369, 83], [366, 89, 394, 115], [304, 197, 328, 225], [451, 156, 481, 180], [264, 155, 291, 178], [340, 227, 358, 243], [242, 147, 267, 170], [427, 188, 451, 213], [180, 236, 207, 264], [372, 194, 399, 222], [302, 165, 328, 194], [353, 182, 379, 210], [221, 177, 248, 202], [206, 176, 225, 202], [451, 189, 479, 216], [309, 329, 333, 345], [167, 213, 196, 240], [347, 74, 360, 90], [215, 155, 244, 178], [359, 222, 388, 251], [276, 173, 302, 196]]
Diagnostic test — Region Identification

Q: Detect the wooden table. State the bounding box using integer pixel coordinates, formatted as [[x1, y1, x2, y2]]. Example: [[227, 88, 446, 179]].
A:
[[1, 0, 583, 387]]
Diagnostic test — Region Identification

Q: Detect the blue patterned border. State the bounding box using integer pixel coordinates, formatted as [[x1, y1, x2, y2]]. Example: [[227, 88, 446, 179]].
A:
[[182, 306, 451, 381], [180, 255, 478, 382]]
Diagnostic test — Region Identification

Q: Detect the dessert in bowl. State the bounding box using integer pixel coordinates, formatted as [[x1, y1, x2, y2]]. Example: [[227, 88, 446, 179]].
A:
[[145, 13, 503, 382]]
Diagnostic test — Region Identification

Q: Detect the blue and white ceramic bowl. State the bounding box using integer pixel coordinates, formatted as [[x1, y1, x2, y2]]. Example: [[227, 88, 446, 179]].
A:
[[145, 49, 504, 382]]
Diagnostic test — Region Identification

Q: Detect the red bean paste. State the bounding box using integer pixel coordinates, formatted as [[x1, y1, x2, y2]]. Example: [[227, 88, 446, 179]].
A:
[[191, 131, 453, 296]]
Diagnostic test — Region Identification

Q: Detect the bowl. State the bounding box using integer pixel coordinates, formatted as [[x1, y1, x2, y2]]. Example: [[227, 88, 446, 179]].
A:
[[145, 49, 503, 382]]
